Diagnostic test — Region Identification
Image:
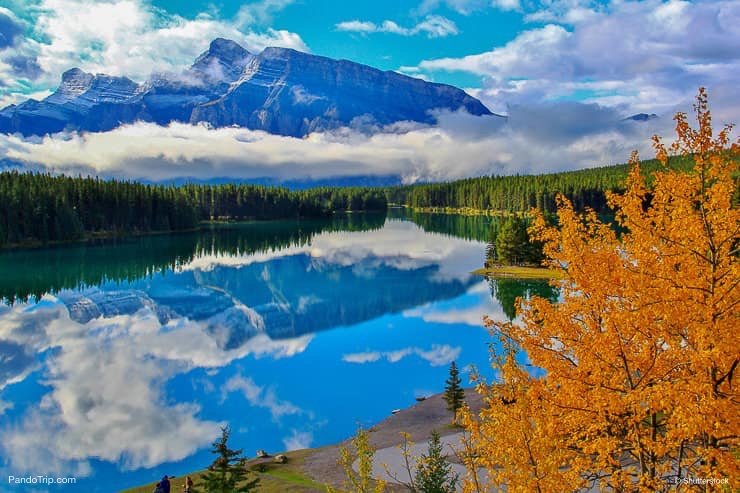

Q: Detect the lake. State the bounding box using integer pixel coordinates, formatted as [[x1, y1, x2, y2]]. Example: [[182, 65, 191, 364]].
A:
[[0, 210, 556, 492]]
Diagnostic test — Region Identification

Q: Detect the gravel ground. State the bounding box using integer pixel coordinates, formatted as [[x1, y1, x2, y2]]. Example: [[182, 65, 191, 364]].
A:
[[301, 390, 485, 491]]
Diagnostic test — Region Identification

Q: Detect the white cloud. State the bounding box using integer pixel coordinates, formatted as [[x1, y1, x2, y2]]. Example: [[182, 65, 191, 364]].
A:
[[336, 15, 458, 38], [235, 0, 297, 27], [3, 0, 308, 92], [342, 344, 461, 367], [416, 0, 519, 15], [0, 102, 677, 182], [412, 0, 740, 120]]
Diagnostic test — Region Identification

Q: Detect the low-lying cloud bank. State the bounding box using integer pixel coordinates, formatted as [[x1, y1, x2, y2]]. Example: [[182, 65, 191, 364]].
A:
[[0, 103, 680, 183]]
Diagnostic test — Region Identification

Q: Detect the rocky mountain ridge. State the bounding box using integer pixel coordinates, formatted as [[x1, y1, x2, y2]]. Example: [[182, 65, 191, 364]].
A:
[[0, 38, 494, 137]]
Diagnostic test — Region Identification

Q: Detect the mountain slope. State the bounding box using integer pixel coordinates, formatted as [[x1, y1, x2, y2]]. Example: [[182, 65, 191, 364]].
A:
[[0, 38, 494, 137]]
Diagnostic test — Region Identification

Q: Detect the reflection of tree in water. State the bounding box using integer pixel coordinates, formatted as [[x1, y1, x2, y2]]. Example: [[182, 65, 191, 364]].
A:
[[488, 277, 559, 320], [0, 213, 387, 305]]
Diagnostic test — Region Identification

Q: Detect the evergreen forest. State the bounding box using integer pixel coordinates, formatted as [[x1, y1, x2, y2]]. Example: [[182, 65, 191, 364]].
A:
[[0, 172, 386, 248], [385, 155, 697, 212], [4, 152, 734, 249]]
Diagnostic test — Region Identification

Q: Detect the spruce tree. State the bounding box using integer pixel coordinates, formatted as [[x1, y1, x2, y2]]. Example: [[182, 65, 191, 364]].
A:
[[494, 216, 529, 265], [414, 430, 458, 493], [443, 361, 465, 415], [199, 426, 259, 493]]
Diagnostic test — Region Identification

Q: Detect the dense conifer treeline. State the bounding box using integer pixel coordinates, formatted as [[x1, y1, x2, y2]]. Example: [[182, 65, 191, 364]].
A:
[[4, 153, 731, 249], [387, 156, 696, 213], [0, 172, 387, 248]]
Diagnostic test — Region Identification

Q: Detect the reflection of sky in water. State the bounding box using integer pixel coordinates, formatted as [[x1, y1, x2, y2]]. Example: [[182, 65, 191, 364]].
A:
[[0, 219, 515, 492]]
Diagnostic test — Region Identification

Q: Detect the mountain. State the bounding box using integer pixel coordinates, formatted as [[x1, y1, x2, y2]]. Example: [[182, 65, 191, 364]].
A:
[[0, 38, 493, 138]]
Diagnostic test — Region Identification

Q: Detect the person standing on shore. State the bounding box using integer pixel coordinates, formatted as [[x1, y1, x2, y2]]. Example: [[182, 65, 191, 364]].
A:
[[160, 475, 171, 493]]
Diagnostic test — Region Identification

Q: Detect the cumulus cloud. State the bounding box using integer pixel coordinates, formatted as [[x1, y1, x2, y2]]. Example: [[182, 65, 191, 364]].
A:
[[336, 15, 458, 38], [2, 0, 308, 92], [413, 0, 740, 120]]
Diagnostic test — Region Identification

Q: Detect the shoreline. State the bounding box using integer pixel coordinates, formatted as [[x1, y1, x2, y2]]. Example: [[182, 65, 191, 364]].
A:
[[120, 389, 484, 493], [472, 265, 560, 279]]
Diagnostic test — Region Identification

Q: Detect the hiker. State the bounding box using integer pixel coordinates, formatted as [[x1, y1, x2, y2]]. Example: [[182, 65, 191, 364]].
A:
[[183, 476, 194, 492], [153, 482, 163, 493], [160, 475, 171, 493]]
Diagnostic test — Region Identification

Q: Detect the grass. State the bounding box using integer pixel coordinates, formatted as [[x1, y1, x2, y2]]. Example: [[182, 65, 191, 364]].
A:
[[118, 450, 326, 493], [471, 265, 561, 279]]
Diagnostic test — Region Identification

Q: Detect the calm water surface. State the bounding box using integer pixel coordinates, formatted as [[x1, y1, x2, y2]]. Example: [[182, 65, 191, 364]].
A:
[[0, 212, 555, 492]]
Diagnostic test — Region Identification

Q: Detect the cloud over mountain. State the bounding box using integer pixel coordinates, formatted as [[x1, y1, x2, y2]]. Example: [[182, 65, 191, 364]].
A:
[[0, 104, 669, 183]]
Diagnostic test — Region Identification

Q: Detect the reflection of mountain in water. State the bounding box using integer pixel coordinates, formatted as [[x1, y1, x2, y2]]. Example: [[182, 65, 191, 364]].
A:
[[59, 252, 476, 349], [0, 213, 385, 304], [1, 211, 486, 350]]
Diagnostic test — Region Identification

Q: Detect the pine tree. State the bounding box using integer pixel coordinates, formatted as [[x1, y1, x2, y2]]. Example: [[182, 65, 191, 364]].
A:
[[414, 430, 458, 493], [199, 426, 259, 493], [443, 361, 465, 415]]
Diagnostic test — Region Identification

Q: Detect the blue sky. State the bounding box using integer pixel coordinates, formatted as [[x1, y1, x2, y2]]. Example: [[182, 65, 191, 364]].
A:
[[0, 0, 738, 181]]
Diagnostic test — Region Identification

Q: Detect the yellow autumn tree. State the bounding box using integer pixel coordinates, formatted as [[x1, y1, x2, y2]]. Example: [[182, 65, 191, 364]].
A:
[[460, 89, 739, 492]]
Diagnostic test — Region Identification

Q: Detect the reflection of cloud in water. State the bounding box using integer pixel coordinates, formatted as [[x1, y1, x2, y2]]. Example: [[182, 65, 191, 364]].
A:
[[0, 400, 11, 414], [0, 298, 313, 475], [404, 280, 510, 326], [222, 375, 302, 421], [342, 344, 461, 367], [283, 429, 313, 451], [181, 221, 483, 282]]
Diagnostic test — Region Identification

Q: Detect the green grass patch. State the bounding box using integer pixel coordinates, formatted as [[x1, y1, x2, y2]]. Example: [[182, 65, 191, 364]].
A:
[[119, 450, 326, 493]]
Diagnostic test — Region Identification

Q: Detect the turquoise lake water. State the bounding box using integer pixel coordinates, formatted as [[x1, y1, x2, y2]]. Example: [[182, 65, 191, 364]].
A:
[[0, 212, 555, 492]]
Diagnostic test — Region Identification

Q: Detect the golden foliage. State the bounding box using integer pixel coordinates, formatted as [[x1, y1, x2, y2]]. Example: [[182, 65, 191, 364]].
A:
[[462, 89, 739, 492], [329, 427, 386, 493]]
